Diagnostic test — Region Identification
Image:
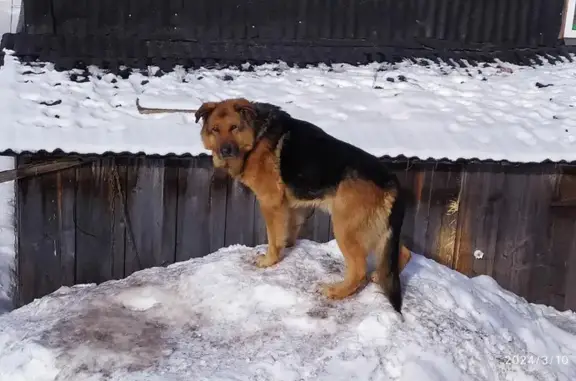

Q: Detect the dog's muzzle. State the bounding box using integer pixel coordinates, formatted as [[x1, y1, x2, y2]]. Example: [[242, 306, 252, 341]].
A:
[[219, 142, 240, 158]]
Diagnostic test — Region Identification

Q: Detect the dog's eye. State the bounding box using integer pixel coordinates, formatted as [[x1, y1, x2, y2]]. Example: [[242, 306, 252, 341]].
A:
[[211, 126, 220, 134], [230, 125, 238, 132]]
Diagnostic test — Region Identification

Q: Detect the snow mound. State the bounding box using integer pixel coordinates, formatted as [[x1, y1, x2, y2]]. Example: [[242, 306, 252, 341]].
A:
[[0, 240, 575, 381]]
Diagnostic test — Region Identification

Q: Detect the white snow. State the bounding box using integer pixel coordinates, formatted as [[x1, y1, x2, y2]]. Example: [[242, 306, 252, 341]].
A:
[[1, 51, 576, 162], [0, 240, 575, 381]]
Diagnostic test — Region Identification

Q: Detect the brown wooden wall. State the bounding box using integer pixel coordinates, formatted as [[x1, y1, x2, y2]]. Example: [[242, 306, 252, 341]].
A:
[[15, 154, 576, 312]]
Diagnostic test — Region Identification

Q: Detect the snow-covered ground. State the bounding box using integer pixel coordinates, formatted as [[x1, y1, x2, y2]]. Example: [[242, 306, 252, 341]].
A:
[[2, 51, 576, 162], [0, 240, 574, 381]]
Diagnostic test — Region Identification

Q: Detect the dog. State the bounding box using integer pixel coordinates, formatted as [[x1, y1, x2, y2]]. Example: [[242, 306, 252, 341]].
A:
[[195, 98, 407, 313]]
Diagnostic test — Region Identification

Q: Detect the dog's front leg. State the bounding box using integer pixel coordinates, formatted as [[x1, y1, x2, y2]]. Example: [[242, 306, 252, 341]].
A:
[[257, 202, 289, 268]]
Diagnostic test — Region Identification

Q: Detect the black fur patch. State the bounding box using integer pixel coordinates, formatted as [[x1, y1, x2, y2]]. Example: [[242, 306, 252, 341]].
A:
[[251, 102, 399, 200]]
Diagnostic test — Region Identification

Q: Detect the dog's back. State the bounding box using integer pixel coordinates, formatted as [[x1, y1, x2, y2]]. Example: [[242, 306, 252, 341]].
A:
[[253, 102, 400, 201]]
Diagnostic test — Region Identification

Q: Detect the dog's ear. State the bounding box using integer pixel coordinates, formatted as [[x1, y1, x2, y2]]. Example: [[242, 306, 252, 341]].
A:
[[233, 99, 256, 121], [195, 102, 217, 124]]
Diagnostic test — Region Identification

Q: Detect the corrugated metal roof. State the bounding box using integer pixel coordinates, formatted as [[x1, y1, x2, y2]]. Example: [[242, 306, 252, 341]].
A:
[[2, 51, 576, 164]]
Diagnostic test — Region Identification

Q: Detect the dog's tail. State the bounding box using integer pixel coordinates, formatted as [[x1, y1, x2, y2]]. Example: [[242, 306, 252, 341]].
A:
[[376, 187, 406, 314]]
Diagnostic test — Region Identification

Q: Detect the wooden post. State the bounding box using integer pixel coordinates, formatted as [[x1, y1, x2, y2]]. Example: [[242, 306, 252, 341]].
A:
[[561, 0, 570, 38]]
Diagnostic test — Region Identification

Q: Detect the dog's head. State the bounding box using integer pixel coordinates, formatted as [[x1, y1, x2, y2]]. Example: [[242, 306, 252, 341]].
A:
[[195, 98, 258, 170]]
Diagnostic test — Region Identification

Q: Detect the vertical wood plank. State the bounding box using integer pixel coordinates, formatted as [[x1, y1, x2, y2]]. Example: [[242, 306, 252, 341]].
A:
[[75, 158, 126, 284], [486, 167, 555, 299], [463, 165, 506, 278], [253, 199, 268, 245], [309, 209, 331, 243], [56, 168, 76, 287], [390, 161, 418, 253], [124, 157, 178, 276], [491, 171, 529, 292], [410, 163, 436, 256], [563, 215, 576, 310], [17, 156, 52, 305], [224, 178, 256, 247], [207, 164, 228, 253], [453, 169, 473, 276], [176, 157, 216, 262], [547, 167, 576, 310], [433, 167, 462, 268], [176, 156, 228, 258], [525, 168, 557, 305], [16, 155, 77, 306], [547, 206, 576, 310]]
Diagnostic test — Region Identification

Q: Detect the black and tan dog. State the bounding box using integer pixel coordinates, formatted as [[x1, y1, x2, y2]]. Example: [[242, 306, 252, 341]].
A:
[[195, 98, 407, 313]]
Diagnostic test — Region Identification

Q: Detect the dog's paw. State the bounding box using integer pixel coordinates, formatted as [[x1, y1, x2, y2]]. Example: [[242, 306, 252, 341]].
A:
[[255, 254, 279, 268], [320, 282, 350, 300]]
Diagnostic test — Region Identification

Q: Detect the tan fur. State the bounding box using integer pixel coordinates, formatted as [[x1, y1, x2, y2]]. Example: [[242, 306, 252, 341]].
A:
[[197, 98, 411, 300]]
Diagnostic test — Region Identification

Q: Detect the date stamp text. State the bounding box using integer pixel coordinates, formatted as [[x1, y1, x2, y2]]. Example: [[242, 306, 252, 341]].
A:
[[504, 355, 571, 366]]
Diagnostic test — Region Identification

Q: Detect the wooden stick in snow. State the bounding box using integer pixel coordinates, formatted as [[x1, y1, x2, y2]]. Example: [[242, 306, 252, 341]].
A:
[[136, 98, 197, 115]]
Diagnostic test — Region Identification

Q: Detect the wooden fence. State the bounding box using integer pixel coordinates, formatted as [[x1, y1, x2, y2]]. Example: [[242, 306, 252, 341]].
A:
[[15, 154, 576, 313], [2, 0, 572, 70]]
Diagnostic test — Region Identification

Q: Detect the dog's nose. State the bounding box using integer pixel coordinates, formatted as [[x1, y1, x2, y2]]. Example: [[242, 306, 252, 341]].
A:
[[219, 143, 239, 158]]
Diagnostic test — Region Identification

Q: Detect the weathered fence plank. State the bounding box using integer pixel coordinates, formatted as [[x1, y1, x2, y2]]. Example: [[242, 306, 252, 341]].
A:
[[525, 170, 557, 306], [492, 172, 530, 293], [175, 157, 213, 262], [549, 168, 576, 310], [125, 157, 179, 275], [75, 158, 126, 284], [433, 167, 462, 269], [562, 217, 576, 311], [224, 179, 256, 247], [468, 165, 507, 278], [56, 168, 76, 287], [411, 165, 436, 256], [17, 156, 76, 305], [253, 200, 269, 246]]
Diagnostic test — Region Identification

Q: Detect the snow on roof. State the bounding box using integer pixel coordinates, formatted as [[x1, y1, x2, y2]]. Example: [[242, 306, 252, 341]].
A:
[[0, 239, 575, 380], [2, 51, 576, 163]]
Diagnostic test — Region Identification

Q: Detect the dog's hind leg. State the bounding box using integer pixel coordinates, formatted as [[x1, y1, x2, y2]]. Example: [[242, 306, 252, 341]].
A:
[[320, 182, 371, 299], [321, 221, 369, 300]]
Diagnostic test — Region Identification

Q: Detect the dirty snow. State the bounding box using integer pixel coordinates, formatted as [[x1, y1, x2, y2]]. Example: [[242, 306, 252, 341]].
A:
[[1, 50, 576, 162], [0, 240, 575, 381]]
